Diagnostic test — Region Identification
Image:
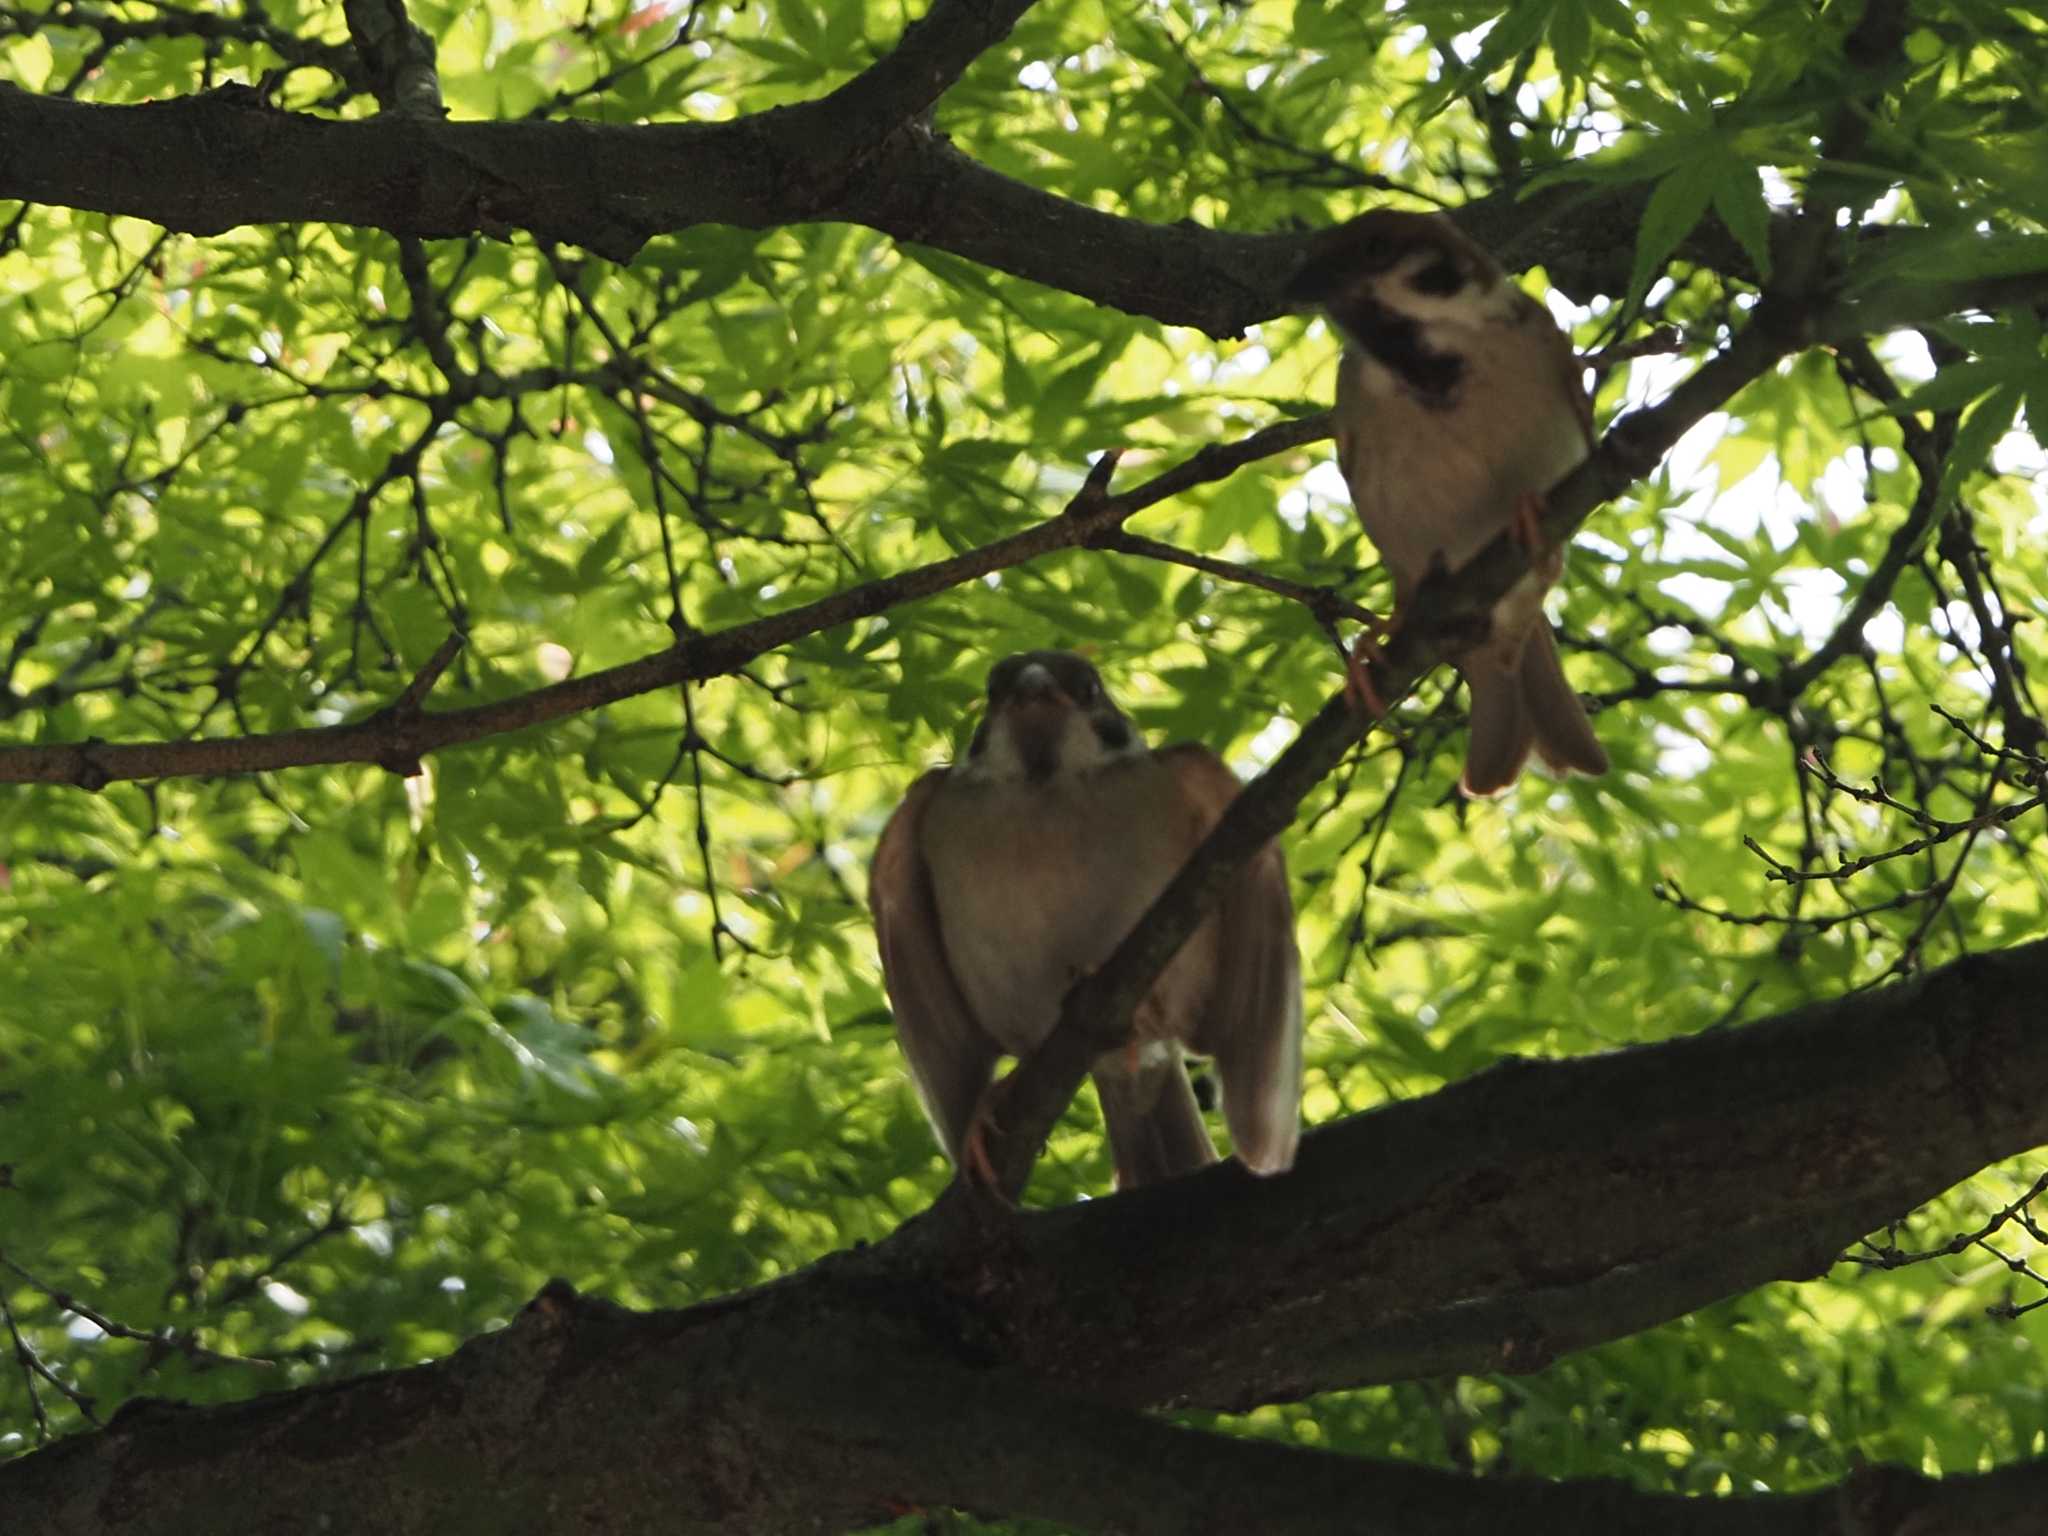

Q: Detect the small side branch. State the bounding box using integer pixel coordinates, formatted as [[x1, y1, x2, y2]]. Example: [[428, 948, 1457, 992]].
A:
[[0, 417, 1328, 787]]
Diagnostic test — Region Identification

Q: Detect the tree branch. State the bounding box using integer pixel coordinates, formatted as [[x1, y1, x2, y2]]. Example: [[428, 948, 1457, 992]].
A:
[[799, 0, 1038, 156], [0, 415, 1329, 787], [1094, 531, 1380, 627], [0, 79, 1790, 336], [8, 56, 2043, 337], [341, 0, 443, 117], [5, 937, 2045, 1532]]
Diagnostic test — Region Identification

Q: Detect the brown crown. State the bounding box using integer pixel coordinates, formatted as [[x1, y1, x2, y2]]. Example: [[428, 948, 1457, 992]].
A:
[[1281, 210, 1502, 304]]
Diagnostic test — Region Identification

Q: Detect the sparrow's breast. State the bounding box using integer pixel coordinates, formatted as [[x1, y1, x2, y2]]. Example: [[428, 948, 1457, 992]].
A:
[[918, 755, 1219, 1059], [1337, 311, 1587, 590]]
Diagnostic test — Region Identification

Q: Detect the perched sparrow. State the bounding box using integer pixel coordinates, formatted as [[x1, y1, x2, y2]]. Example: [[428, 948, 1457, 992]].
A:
[[1284, 209, 1609, 796], [869, 651, 1302, 1190]]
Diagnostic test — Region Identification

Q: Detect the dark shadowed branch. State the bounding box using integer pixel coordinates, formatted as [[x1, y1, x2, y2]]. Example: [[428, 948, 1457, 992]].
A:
[[3, 937, 2045, 1533]]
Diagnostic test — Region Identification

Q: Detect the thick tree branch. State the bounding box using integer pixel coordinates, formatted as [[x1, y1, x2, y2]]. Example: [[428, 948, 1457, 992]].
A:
[[801, 0, 1038, 155], [8, 67, 2043, 339], [0, 415, 1330, 786], [5, 0, 2034, 341], [0, 81, 1295, 327], [0, 81, 1774, 334], [4, 938, 2045, 1533]]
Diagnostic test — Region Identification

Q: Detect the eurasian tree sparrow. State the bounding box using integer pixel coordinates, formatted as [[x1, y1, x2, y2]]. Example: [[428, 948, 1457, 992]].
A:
[[1286, 210, 1609, 795], [870, 651, 1303, 1190]]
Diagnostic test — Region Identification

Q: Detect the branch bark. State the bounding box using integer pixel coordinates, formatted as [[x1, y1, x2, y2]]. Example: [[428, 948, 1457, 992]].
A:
[[5, 36, 2042, 340], [0, 79, 1773, 334], [803, 0, 1040, 154], [4, 938, 2045, 1533]]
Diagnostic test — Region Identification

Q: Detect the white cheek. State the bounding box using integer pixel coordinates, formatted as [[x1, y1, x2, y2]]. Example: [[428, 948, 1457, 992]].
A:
[[1057, 713, 1115, 770], [960, 720, 1026, 782], [1378, 277, 1519, 332]]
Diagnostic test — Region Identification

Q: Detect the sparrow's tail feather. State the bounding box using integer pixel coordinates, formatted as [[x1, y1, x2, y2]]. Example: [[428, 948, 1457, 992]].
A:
[[1460, 664, 1534, 797], [1461, 626, 1605, 795], [1520, 624, 1608, 778], [1095, 1060, 1217, 1189]]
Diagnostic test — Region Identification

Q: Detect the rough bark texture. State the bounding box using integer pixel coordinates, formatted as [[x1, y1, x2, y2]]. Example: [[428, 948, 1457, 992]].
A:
[[0, 82, 1749, 336], [6, 939, 2045, 1535]]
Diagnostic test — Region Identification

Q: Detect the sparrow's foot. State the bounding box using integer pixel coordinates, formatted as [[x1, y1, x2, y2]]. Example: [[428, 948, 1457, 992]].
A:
[[1511, 491, 1546, 551], [1343, 623, 1397, 717], [961, 1115, 1003, 1189], [959, 1079, 1014, 1196], [1311, 597, 1396, 717]]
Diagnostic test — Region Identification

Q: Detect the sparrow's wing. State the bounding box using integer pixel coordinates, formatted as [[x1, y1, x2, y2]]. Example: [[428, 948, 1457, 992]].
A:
[[1157, 744, 1304, 1176], [870, 771, 999, 1163], [1514, 286, 1596, 450]]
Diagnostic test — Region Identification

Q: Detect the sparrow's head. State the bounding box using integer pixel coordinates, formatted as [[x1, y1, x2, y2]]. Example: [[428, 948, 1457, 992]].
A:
[[963, 651, 1141, 784], [1282, 210, 1515, 333]]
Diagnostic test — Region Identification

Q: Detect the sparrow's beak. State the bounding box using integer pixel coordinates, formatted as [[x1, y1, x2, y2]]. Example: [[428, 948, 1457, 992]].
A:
[[1002, 662, 1075, 781]]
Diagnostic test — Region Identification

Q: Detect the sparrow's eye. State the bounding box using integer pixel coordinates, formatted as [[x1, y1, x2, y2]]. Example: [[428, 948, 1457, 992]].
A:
[[1409, 256, 1464, 296]]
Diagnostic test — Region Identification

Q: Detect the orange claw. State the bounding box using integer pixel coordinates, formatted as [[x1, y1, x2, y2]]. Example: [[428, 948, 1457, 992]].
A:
[[961, 1117, 1002, 1189], [1511, 491, 1546, 551], [1342, 613, 1401, 718], [1344, 638, 1385, 717]]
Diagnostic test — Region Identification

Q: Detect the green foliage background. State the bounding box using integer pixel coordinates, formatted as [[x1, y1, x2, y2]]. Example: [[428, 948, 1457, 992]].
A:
[[3, 0, 2047, 1512]]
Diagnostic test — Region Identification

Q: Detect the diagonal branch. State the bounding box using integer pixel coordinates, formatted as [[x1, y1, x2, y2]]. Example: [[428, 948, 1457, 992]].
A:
[[977, 294, 1814, 1195], [798, 0, 1039, 155]]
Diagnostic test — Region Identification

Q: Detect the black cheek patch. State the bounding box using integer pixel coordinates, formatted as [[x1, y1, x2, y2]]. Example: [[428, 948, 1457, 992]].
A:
[[1410, 256, 1464, 296], [1092, 713, 1132, 752], [1330, 295, 1464, 404]]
